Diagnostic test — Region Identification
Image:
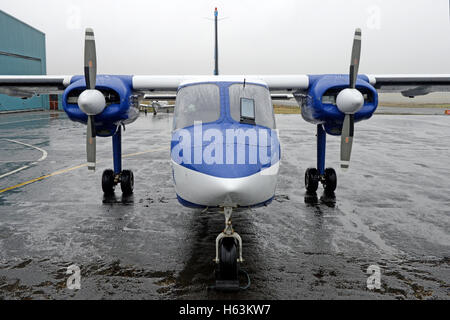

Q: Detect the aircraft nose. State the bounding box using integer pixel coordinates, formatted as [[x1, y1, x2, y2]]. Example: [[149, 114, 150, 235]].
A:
[[172, 158, 280, 207], [171, 124, 281, 207]]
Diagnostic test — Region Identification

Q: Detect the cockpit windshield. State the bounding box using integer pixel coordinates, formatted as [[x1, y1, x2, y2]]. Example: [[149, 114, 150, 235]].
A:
[[229, 84, 276, 129], [173, 84, 220, 130]]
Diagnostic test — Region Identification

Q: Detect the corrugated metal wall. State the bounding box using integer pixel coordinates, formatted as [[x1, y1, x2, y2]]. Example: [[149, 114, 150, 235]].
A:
[[0, 10, 49, 112]]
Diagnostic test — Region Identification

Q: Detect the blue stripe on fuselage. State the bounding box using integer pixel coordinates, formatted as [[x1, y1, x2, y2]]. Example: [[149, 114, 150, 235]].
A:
[[171, 122, 280, 179]]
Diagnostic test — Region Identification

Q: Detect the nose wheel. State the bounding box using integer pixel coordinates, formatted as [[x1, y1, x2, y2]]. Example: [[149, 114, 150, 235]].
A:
[[216, 238, 239, 288], [213, 206, 244, 292], [305, 167, 337, 193], [102, 169, 134, 195]]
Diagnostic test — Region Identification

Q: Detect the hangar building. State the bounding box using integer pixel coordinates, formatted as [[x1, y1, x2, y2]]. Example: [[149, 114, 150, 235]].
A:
[[0, 10, 60, 112]]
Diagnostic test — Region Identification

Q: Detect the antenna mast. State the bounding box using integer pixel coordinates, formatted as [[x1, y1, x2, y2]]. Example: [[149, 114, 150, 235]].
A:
[[214, 8, 219, 76]]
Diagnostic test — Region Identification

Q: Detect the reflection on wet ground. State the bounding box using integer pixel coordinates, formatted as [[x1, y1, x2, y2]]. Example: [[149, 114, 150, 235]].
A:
[[0, 111, 448, 299]]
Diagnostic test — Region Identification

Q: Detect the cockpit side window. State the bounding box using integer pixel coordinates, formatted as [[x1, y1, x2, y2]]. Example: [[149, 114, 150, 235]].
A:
[[174, 84, 220, 130], [229, 84, 275, 129]]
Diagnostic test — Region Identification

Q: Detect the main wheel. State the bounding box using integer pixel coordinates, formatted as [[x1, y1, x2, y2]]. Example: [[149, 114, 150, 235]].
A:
[[102, 169, 115, 194], [121, 170, 134, 195], [324, 168, 337, 193], [217, 237, 239, 281], [305, 168, 319, 193]]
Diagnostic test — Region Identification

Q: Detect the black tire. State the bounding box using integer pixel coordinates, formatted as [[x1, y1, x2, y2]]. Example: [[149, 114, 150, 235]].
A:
[[218, 238, 239, 281], [324, 168, 337, 193], [121, 170, 134, 195], [305, 168, 319, 193], [102, 169, 115, 194]]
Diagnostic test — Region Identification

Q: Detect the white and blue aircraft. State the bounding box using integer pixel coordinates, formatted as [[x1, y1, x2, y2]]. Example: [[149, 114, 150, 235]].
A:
[[1, 8, 450, 289]]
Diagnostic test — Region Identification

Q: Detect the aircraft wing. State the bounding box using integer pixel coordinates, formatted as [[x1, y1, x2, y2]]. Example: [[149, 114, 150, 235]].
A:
[[366, 74, 450, 97], [0, 75, 72, 98], [142, 92, 294, 101], [142, 93, 177, 101], [133, 74, 450, 97], [2, 74, 450, 98], [132, 75, 310, 92], [0, 75, 308, 98]]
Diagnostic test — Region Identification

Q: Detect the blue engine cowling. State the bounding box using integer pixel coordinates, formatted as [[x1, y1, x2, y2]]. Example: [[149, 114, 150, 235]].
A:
[[63, 75, 138, 137], [300, 75, 378, 135]]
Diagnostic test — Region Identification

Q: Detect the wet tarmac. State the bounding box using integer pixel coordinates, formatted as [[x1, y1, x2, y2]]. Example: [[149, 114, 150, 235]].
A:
[[0, 111, 448, 300]]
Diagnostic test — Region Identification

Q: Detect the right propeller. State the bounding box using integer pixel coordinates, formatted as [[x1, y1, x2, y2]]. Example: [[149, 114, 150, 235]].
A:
[[77, 28, 106, 171], [336, 28, 364, 170]]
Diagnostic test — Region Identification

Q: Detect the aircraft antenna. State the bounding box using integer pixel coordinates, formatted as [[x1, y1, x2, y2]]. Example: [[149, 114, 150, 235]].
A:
[[214, 7, 219, 76]]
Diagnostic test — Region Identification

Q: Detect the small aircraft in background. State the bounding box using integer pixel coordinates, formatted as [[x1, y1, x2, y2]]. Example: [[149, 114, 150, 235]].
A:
[[140, 100, 175, 115], [139, 92, 176, 115], [1, 8, 450, 290]]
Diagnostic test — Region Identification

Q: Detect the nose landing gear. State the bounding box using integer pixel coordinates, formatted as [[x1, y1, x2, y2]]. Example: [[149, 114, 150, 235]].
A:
[[213, 206, 244, 292]]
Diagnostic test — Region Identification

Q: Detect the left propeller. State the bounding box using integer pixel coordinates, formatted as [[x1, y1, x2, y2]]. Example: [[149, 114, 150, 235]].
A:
[[77, 28, 106, 171], [336, 28, 364, 170]]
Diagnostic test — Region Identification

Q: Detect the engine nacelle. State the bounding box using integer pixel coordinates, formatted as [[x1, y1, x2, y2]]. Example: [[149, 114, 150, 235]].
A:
[[298, 75, 378, 135], [63, 75, 139, 137]]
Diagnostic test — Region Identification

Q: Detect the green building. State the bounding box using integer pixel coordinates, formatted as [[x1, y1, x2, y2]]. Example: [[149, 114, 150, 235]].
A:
[[0, 10, 61, 112]]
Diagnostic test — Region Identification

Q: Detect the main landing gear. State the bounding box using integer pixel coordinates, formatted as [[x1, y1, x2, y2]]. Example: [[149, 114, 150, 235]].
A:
[[305, 124, 338, 194], [213, 206, 244, 292], [101, 125, 134, 195], [305, 168, 337, 194], [102, 169, 134, 195]]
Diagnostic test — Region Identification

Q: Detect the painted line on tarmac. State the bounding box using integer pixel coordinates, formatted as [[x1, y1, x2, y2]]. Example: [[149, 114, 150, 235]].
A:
[[0, 139, 48, 179], [0, 163, 88, 194], [0, 160, 41, 163], [0, 147, 168, 194]]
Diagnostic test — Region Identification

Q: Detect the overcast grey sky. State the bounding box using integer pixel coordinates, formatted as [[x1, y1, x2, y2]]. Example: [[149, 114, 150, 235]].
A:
[[1, 0, 450, 77]]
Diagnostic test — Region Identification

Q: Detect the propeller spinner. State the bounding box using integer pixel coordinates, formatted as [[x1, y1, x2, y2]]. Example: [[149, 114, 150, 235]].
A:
[[78, 28, 106, 171], [336, 28, 364, 170]]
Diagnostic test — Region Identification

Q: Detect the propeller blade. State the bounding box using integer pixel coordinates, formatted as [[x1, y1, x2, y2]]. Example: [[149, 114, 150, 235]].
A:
[[340, 114, 354, 170], [87, 115, 96, 171], [349, 28, 362, 89], [84, 28, 97, 90]]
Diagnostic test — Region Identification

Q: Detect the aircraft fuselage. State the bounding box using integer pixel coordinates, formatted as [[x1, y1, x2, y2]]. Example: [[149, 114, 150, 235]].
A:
[[170, 79, 281, 208]]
